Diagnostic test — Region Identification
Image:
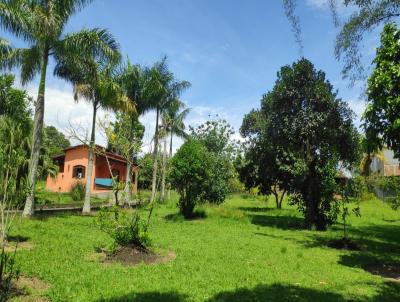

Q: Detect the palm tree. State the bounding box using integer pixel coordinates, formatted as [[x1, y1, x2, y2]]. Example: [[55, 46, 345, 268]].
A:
[[0, 0, 119, 217], [146, 58, 190, 203], [117, 62, 152, 203], [160, 99, 190, 201], [55, 57, 132, 213]]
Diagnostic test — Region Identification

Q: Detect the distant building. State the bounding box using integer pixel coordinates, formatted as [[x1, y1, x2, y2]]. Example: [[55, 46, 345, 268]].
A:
[[46, 145, 138, 195], [370, 148, 400, 177]]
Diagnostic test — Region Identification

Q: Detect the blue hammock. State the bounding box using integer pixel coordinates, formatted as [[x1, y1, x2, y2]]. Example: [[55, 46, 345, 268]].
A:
[[95, 178, 113, 188]]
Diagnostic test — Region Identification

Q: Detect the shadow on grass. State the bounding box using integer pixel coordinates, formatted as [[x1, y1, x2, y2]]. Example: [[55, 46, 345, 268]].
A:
[[207, 284, 346, 302], [250, 214, 304, 230], [98, 291, 187, 302], [164, 210, 207, 222], [206, 282, 400, 302], [238, 206, 274, 213], [7, 235, 30, 242]]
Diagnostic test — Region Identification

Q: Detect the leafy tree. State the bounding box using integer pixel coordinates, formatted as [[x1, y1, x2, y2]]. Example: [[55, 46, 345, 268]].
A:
[[259, 59, 360, 230], [43, 125, 70, 158], [56, 58, 132, 213], [0, 0, 120, 217], [189, 118, 237, 204], [169, 139, 212, 218], [363, 23, 400, 160], [107, 112, 144, 204], [239, 109, 290, 208]]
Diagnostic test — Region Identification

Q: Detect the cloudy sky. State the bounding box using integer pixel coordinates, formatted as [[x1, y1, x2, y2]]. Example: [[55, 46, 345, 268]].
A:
[[3, 0, 379, 153]]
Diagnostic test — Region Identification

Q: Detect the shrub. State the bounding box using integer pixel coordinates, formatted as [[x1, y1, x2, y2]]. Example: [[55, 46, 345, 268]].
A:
[[0, 247, 20, 302], [346, 175, 368, 200], [96, 206, 150, 249], [169, 140, 212, 218], [70, 182, 85, 201]]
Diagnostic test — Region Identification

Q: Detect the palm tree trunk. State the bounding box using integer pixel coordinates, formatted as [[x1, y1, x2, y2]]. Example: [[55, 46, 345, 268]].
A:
[[167, 131, 173, 200], [160, 137, 167, 202], [150, 106, 160, 203], [23, 47, 49, 217], [82, 101, 98, 214]]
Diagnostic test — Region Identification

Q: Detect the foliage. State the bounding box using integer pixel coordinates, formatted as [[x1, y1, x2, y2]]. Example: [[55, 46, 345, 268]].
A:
[[43, 126, 70, 158], [169, 140, 212, 218], [346, 175, 368, 200], [238, 109, 290, 209], [137, 153, 161, 190], [0, 247, 19, 302], [0, 117, 28, 300], [374, 175, 400, 210], [363, 23, 400, 160], [189, 118, 237, 204], [70, 181, 86, 202], [251, 59, 360, 230], [96, 207, 150, 249]]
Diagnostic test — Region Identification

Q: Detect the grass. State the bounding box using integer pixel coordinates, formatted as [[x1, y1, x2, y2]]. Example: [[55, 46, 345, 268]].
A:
[[35, 181, 106, 205], [9, 193, 400, 301]]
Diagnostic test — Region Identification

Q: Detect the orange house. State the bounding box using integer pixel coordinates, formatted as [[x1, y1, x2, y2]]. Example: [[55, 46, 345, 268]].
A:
[[46, 145, 138, 195]]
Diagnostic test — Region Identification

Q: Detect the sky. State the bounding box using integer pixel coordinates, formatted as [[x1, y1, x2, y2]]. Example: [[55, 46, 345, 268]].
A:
[[2, 0, 379, 153]]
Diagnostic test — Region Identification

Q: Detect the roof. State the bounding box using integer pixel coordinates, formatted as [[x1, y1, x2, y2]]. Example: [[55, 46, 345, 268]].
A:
[[52, 144, 134, 165]]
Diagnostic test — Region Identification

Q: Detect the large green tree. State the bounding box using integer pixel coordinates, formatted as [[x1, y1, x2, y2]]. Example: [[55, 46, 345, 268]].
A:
[[258, 59, 360, 230], [0, 0, 120, 216], [363, 23, 400, 159]]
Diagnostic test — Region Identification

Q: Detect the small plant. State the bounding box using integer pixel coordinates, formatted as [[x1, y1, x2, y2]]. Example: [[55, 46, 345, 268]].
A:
[[0, 246, 20, 302], [70, 182, 86, 201], [96, 207, 150, 250]]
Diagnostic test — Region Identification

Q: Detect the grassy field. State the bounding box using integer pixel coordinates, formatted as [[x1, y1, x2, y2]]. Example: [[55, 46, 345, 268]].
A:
[[10, 193, 400, 301]]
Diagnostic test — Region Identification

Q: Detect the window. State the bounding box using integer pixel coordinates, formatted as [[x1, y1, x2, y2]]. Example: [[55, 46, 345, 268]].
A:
[[72, 165, 86, 179], [111, 169, 120, 182]]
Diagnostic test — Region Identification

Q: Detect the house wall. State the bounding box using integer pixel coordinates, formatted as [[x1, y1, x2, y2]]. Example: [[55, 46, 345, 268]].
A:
[[46, 146, 91, 193], [46, 146, 139, 194], [369, 149, 400, 177]]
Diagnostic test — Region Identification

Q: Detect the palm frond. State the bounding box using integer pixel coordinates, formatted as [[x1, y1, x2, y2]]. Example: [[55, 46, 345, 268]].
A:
[[20, 45, 41, 85], [0, 0, 34, 43]]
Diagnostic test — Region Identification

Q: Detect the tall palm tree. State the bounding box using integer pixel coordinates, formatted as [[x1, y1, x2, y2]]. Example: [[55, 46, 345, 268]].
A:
[[117, 62, 152, 203], [0, 0, 119, 217], [160, 99, 190, 201], [146, 59, 190, 203], [55, 57, 133, 213]]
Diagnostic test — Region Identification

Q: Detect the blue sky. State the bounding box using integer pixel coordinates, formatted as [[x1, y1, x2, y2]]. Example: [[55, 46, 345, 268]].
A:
[[3, 0, 377, 151]]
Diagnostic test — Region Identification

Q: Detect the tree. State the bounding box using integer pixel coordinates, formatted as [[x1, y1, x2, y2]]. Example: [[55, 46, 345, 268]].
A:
[[147, 58, 190, 203], [259, 59, 360, 230], [239, 109, 290, 209], [284, 0, 400, 83], [117, 62, 151, 202], [43, 125, 70, 158], [169, 139, 212, 218], [107, 112, 144, 204], [363, 23, 400, 160], [0, 0, 120, 217], [55, 58, 132, 213], [160, 99, 190, 201], [189, 119, 236, 204]]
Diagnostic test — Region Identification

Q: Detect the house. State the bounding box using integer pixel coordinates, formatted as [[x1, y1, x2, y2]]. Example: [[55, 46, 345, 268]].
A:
[[46, 145, 139, 195], [370, 148, 400, 177]]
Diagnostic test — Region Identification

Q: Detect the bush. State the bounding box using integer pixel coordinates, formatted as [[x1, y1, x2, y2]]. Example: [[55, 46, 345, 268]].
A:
[[96, 206, 150, 249], [70, 182, 85, 201], [0, 247, 20, 302], [346, 175, 368, 200], [169, 140, 212, 218]]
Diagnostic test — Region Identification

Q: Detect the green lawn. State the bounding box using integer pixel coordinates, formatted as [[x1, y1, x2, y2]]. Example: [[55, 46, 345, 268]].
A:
[[10, 193, 400, 301]]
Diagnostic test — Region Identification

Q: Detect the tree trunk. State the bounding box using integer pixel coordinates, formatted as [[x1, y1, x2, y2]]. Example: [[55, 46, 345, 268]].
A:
[[82, 101, 98, 214], [23, 47, 49, 217], [160, 137, 167, 202], [150, 107, 160, 203], [167, 131, 173, 200], [278, 189, 287, 209], [123, 161, 132, 205]]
